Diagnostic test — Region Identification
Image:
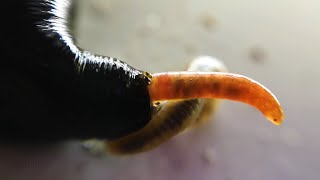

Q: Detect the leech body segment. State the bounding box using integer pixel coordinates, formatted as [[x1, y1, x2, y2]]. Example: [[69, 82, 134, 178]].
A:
[[148, 72, 284, 125]]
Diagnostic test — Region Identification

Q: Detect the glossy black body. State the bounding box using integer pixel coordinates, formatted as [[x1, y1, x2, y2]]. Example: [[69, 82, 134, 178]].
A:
[[0, 0, 152, 142]]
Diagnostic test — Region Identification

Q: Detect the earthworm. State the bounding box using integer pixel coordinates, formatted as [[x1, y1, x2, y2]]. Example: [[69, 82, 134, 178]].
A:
[[149, 72, 283, 125]]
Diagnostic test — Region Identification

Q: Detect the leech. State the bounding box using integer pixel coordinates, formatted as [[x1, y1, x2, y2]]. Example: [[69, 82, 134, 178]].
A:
[[148, 72, 284, 125]]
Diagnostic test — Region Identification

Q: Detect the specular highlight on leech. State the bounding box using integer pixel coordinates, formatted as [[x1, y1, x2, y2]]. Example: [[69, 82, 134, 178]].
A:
[[147, 71, 284, 125]]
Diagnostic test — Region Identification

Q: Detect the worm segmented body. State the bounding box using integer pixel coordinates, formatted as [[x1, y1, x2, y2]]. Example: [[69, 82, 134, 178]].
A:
[[2, 0, 284, 154], [149, 72, 283, 125]]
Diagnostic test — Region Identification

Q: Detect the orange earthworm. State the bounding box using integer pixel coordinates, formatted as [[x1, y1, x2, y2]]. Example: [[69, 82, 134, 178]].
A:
[[148, 72, 283, 125]]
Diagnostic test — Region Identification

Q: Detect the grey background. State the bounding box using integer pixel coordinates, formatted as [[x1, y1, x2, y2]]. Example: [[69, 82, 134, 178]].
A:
[[1, 0, 319, 180]]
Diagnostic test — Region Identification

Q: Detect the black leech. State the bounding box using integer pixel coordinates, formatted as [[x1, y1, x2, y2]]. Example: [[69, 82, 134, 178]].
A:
[[1, 0, 152, 142]]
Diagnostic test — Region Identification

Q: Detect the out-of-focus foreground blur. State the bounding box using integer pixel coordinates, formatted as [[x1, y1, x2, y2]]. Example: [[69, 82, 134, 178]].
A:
[[1, 0, 319, 180]]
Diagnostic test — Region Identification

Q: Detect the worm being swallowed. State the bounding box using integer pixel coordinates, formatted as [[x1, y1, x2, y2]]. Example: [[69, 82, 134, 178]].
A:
[[85, 56, 284, 155], [104, 56, 228, 154], [2, 0, 284, 154]]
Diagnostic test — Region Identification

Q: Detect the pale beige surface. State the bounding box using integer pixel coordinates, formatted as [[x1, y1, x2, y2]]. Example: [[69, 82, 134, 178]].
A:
[[1, 0, 320, 179]]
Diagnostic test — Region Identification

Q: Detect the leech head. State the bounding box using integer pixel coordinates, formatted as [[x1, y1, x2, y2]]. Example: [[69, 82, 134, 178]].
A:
[[147, 71, 284, 125]]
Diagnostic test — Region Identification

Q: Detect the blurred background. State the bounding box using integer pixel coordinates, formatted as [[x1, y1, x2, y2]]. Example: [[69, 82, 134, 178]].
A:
[[1, 0, 319, 179]]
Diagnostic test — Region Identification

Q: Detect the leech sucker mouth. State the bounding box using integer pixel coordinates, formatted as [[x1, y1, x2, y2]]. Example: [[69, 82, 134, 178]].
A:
[[148, 71, 284, 125]]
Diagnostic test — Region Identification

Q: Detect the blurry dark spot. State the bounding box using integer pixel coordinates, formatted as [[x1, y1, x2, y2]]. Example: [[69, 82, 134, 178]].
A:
[[183, 86, 195, 98], [174, 79, 187, 95], [137, 26, 153, 38], [75, 161, 89, 172], [226, 86, 241, 97], [175, 79, 185, 87], [211, 82, 221, 91], [249, 46, 267, 63], [200, 12, 217, 31], [184, 43, 197, 55]]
